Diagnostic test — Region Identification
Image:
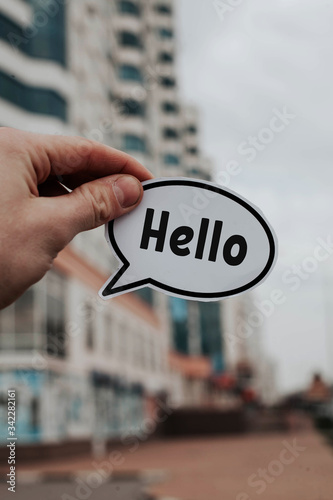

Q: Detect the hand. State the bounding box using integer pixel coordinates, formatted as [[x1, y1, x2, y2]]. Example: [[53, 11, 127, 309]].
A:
[[0, 127, 153, 309]]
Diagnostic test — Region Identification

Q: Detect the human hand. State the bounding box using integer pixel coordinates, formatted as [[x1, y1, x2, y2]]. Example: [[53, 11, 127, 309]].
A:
[[0, 128, 153, 309]]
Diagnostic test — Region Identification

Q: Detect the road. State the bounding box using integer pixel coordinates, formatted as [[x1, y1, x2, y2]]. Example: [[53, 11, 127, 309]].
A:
[[2, 424, 333, 499]]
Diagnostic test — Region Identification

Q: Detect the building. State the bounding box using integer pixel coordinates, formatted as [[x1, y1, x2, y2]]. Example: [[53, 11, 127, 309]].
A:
[[221, 292, 279, 406], [0, 0, 228, 450]]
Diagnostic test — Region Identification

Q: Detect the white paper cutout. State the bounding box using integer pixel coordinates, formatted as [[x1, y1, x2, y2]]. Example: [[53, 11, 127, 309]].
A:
[[99, 178, 277, 302]]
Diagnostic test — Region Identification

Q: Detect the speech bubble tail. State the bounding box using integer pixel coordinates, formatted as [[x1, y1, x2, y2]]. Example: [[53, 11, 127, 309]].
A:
[[99, 264, 147, 299]]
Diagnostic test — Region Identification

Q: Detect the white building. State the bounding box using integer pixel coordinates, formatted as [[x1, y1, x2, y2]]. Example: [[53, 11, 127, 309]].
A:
[[0, 0, 222, 449], [222, 292, 279, 406]]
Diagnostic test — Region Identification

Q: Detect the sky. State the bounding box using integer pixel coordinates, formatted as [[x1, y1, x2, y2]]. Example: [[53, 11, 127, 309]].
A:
[[177, 0, 333, 394]]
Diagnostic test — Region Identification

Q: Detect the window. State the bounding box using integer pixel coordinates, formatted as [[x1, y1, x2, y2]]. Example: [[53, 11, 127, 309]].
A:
[[158, 27, 173, 39], [83, 302, 95, 350], [163, 153, 180, 166], [118, 1, 141, 15], [155, 4, 172, 15], [163, 127, 179, 139], [14, 289, 34, 335], [120, 99, 145, 117], [122, 134, 147, 153], [30, 397, 40, 430], [187, 167, 201, 176], [0, 70, 67, 122], [198, 302, 223, 358], [169, 297, 189, 354], [119, 31, 142, 48], [187, 125, 197, 134], [135, 288, 154, 306], [45, 273, 66, 358], [159, 52, 174, 63], [0, 7, 66, 67], [118, 64, 143, 82], [0, 287, 37, 350], [86, 5, 97, 15], [160, 76, 176, 88], [186, 146, 198, 155], [161, 101, 178, 113], [186, 167, 210, 181]]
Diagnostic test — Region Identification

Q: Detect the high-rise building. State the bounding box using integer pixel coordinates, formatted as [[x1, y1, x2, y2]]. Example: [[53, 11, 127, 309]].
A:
[[0, 0, 227, 450]]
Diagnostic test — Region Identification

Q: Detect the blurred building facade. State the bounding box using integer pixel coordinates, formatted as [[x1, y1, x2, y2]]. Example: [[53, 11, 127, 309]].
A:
[[0, 0, 275, 449]]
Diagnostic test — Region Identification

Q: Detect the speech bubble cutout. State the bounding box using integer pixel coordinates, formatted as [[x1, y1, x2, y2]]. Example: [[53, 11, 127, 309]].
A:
[[99, 178, 277, 302]]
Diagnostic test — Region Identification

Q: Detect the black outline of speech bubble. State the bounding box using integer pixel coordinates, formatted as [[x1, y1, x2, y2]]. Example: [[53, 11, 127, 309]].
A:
[[100, 179, 277, 300]]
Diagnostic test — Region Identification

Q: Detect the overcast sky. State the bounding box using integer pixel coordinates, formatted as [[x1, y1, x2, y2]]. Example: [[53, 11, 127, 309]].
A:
[[177, 0, 333, 394]]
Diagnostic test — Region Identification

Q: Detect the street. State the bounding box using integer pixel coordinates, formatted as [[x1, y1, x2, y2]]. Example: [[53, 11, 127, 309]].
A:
[[3, 424, 333, 500]]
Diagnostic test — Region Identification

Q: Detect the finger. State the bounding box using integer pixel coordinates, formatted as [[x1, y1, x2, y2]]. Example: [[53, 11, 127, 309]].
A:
[[29, 132, 153, 182], [36, 174, 144, 249], [0, 128, 153, 185]]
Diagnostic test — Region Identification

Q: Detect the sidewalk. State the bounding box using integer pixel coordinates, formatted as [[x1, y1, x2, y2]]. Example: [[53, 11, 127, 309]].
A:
[[9, 427, 333, 500]]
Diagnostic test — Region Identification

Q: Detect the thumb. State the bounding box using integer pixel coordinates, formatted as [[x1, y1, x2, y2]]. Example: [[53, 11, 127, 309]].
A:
[[39, 174, 143, 247]]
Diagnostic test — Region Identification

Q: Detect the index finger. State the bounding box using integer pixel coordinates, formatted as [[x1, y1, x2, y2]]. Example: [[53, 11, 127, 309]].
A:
[[21, 130, 153, 184]]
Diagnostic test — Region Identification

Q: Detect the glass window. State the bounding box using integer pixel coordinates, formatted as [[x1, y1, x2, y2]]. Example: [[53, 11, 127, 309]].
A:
[[83, 302, 94, 350], [120, 99, 145, 117], [14, 289, 35, 350], [0, 70, 67, 122], [119, 31, 142, 48], [186, 168, 210, 181], [118, 1, 141, 15], [163, 153, 180, 166], [46, 295, 65, 357], [122, 134, 147, 153], [163, 127, 179, 139], [186, 146, 199, 155], [118, 64, 143, 82], [198, 302, 223, 357], [187, 125, 197, 134], [86, 5, 97, 15], [159, 52, 174, 63], [161, 101, 178, 113], [155, 4, 172, 15], [158, 27, 173, 39], [160, 76, 176, 88], [0, 7, 66, 67], [30, 397, 40, 430], [0, 288, 35, 351], [134, 288, 154, 305], [169, 297, 189, 354], [187, 167, 200, 176], [45, 272, 66, 358]]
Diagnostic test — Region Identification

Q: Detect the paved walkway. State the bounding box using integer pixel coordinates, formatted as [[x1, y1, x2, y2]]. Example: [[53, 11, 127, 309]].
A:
[[13, 427, 333, 500]]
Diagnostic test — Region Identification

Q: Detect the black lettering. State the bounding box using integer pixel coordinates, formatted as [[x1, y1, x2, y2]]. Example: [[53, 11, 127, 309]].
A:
[[170, 227, 194, 256], [140, 208, 169, 252], [208, 220, 223, 262], [195, 218, 209, 260], [223, 235, 247, 265]]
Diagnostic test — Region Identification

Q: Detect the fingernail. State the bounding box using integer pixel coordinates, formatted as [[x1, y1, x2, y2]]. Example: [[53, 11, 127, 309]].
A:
[[113, 176, 141, 208]]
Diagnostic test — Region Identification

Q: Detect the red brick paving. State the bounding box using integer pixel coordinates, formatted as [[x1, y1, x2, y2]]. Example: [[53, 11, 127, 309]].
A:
[[10, 428, 333, 499]]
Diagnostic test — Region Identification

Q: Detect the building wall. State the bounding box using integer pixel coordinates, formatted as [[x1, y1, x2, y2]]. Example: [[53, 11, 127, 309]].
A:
[[0, 0, 231, 447]]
